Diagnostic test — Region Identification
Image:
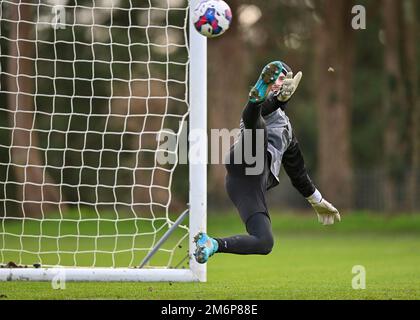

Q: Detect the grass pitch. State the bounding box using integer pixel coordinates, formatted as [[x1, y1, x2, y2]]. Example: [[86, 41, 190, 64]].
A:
[[0, 212, 420, 300]]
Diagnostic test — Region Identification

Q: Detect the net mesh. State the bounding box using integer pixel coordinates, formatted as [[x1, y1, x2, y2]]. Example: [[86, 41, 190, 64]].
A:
[[0, 0, 191, 268]]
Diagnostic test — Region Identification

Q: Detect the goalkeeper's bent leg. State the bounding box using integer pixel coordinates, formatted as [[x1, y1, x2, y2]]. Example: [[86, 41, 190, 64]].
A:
[[215, 213, 274, 255]]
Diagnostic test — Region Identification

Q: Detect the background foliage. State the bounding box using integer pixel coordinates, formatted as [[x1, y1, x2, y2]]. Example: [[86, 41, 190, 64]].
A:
[[0, 0, 419, 216]]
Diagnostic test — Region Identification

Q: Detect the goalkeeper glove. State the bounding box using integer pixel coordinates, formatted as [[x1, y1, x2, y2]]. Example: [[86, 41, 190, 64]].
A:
[[276, 71, 303, 102], [307, 190, 341, 226]]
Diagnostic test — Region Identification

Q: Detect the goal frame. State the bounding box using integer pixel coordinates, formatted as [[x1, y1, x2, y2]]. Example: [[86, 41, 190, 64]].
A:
[[0, 1, 207, 283]]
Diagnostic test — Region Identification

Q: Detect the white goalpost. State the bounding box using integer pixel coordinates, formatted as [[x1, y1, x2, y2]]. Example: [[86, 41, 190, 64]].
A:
[[0, 0, 206, 282]]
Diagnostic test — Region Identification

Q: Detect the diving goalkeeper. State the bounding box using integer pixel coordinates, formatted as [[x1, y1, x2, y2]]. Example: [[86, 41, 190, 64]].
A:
[[194, 61, 341, 264]]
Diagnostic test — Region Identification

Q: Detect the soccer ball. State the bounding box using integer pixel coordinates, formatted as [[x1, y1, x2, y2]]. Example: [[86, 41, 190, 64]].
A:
[[192, 0, 232, 38]]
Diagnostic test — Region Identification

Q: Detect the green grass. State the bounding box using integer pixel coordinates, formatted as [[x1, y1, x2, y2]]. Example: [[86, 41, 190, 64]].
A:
[[1, 211, 420, 300]]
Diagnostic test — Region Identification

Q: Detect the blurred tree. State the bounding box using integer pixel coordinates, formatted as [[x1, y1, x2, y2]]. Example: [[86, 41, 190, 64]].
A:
[[382, 0, 418, 211], [313, 0, 355, 209], [6, 0, 62, 217], [402, 0, 420, 211]]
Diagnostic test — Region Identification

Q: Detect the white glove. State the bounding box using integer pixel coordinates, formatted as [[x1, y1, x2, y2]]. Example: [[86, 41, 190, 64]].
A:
[[307, 190, 341, 226], [277, 71, 303, 102]]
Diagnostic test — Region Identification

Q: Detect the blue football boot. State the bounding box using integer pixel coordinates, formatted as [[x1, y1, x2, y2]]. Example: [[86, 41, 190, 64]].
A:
[[249, 61, 284, 103], [193, 232, 219, 264]]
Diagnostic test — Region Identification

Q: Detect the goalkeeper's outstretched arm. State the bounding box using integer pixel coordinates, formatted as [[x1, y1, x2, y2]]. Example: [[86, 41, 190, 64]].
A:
[[282, 137, 341, 226], [282, 136, 316, 198]]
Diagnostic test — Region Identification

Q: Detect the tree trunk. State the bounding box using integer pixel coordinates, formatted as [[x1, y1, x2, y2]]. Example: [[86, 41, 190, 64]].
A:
[[382, 0, 410, 211], [401, 0, 420, 211], [7, 0, 62, 217], [314, 0, 355, 209], [207, 0, 249, 204]]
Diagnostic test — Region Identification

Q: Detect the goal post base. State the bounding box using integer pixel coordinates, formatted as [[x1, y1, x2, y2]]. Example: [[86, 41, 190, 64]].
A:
[[0, 268, 201, 282]]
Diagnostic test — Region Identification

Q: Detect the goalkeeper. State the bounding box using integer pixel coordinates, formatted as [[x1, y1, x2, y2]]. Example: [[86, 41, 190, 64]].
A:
[[194, 61, 341, 263]]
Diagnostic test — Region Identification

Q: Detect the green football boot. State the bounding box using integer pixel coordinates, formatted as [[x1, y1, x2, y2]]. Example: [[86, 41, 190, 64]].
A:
[[249, 61, 284, 103], [193, 232, 219, 264]]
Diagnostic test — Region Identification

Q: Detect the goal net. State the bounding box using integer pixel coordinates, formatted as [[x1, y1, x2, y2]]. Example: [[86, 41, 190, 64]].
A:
[[0, 0, 206, 282]]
